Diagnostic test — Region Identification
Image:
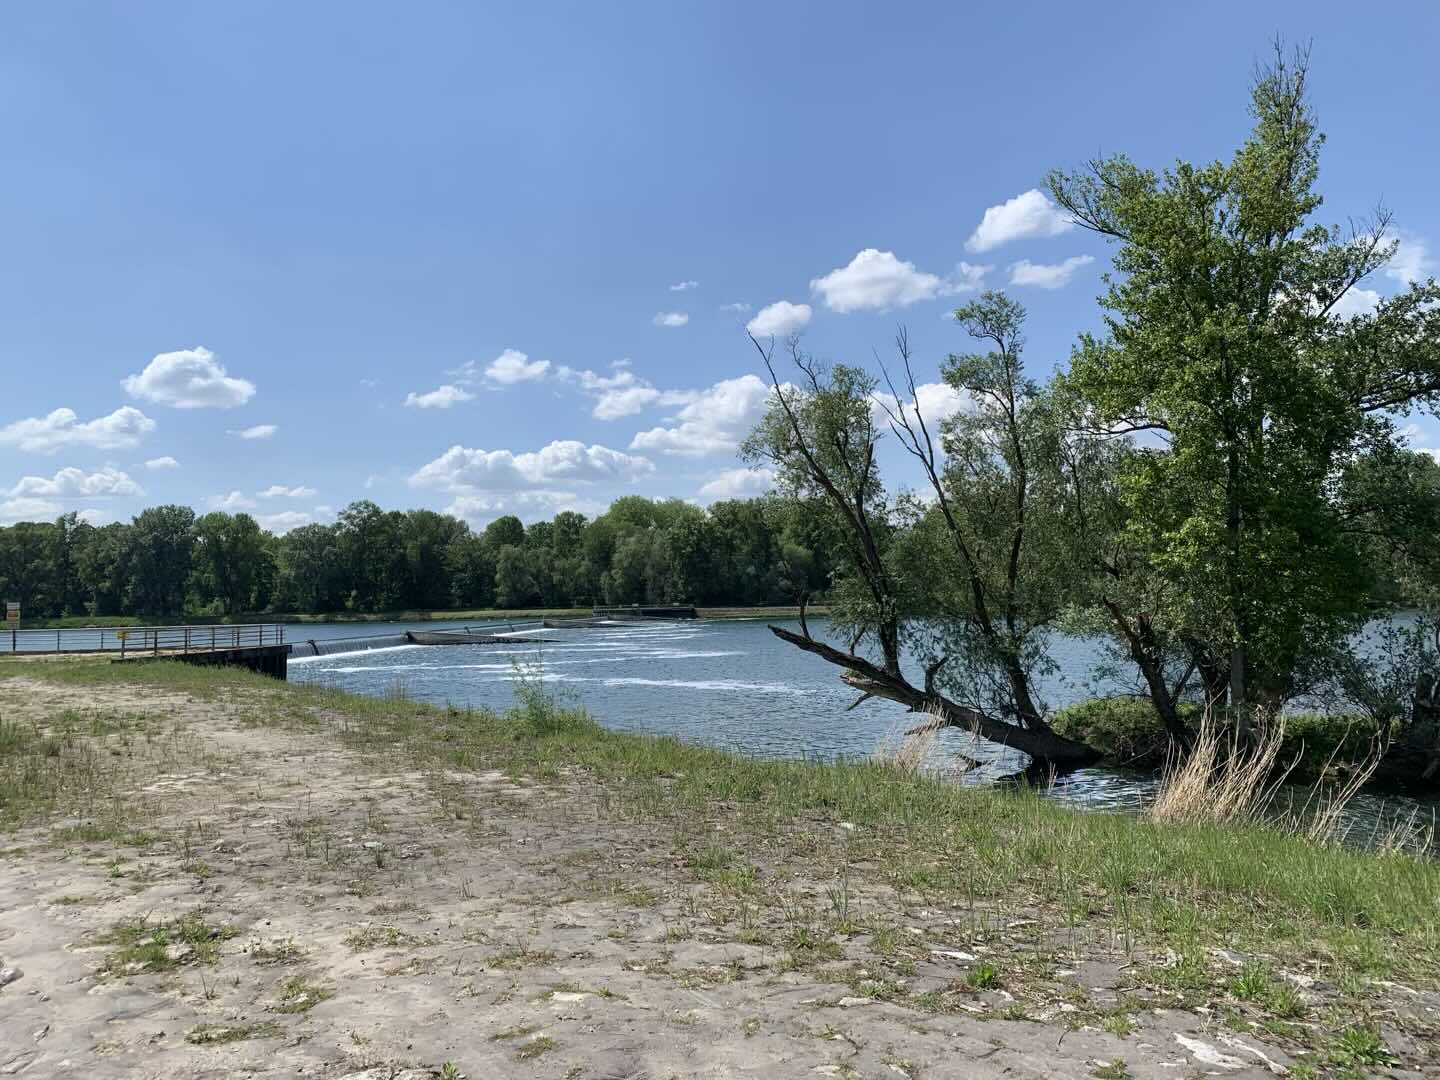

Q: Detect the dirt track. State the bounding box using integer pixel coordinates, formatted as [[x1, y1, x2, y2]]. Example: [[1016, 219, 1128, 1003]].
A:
[[0, 676, 1431, 1078]]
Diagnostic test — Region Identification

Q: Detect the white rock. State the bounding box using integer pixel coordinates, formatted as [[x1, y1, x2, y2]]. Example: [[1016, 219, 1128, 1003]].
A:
[[836, 996, 874, 1007], [1175, 1033, 1246, 1070]]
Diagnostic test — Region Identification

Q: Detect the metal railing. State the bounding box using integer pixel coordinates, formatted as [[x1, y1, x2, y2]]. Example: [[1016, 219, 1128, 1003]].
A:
[[2, 623, 287, 656]]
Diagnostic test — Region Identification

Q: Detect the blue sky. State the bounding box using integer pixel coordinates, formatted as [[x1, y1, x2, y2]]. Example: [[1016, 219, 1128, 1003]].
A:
[[2, 2, 1437, 532]]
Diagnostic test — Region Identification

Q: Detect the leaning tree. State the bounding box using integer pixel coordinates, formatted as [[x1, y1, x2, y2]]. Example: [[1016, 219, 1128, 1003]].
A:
[[744, 294, 1101, 774]]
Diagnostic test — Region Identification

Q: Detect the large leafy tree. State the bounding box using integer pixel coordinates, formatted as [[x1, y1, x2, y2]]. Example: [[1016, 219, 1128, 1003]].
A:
[[125, 505, 196, 616], [1048, 46, 1440, 715]]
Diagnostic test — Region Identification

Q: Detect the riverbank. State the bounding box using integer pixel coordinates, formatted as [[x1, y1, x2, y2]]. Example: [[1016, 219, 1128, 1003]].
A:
[[0, 662, 1435, 1077]]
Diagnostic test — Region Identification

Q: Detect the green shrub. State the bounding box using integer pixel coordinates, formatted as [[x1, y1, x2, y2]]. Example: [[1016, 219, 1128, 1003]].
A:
[[1051, 698, 1381, 782], [1051, 697, 1198, 769]]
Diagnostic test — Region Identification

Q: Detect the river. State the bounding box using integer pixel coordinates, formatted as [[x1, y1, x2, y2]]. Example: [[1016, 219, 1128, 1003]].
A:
[[285, 616, 1436, 851]]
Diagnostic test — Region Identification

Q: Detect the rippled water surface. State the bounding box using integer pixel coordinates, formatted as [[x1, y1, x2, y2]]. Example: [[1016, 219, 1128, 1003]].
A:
[[287, 617, 1436, 849]]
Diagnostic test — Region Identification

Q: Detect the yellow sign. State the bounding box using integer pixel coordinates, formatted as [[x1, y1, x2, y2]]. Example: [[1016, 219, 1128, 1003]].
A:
[[116, 629, 130, 642]]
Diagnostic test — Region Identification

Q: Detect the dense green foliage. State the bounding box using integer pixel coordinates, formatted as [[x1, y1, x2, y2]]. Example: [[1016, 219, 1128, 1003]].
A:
[[1051, 696, 1382, 780], [0, 496, 837, 620]]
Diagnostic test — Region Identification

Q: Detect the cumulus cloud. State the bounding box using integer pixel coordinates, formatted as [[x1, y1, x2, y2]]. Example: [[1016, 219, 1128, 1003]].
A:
[[1008, 255, 1095, 289], [1386, 234, 1433, 286], [965, 189, 1074, 253], [144, 456, 180, 470], [483, 348, 550, 384], [653, 311, 690, 327], [746, 301, 812, 337], [259, 484, 317, 498], [404, 384, 474, 409], [255, 510, 317, 534], [8, 466, 143, 499], [698, 467, 776, 501], [871, 381, 974, 432], [207, 491, 258, 511], [123, 347, 255, 409], [0, 406, 155, 455], [229, 424, 277, 440], [411, 440, 655, 493], [555, 364, 695, 421], [1330, 286, 1383, 319], [810, 250, 987, 312], [0, 497, 62, 523], [669, 280, 699, 292], [444, 491, 604, 526], [629, 374, 773, 457], [77, 509, 110, 525]]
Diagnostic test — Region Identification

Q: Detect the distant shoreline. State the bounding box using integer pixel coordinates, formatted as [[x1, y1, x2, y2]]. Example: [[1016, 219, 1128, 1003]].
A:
[[16, 605, 827, 630]]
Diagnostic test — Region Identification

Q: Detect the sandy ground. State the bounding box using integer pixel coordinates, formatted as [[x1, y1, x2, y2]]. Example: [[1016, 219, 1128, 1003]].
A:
[[0, 676, 1433, 1079]]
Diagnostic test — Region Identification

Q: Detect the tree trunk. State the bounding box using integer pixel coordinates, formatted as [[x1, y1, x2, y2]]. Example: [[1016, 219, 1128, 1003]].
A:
[[1372, 676, 1440, 792], [768, 625, 1100, 774]]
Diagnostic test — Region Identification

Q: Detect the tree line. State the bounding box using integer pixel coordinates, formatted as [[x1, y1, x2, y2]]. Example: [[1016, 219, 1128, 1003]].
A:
[[0, 496, 838, 620], [744, 47, 1440, 782]]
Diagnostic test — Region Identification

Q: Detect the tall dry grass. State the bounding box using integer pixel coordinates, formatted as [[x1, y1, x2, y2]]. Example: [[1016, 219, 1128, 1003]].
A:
[[1149, 710, 1293, 826], [871, 705, 946, 775]]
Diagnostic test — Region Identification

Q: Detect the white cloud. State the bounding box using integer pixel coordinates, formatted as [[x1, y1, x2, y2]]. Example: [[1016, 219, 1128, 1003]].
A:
[[746, 301, 812, 337], [653, 311, 690, 327], [258, 484, 317, 499], [720, 302, 752, 313], [0, 497, 61, 523], [965, 189, 1074, 253], [123, 347, 255, 409], [144, 456, 180, 470], [404, 384, 474, 409], [77, 509, 110, 525], [629, 374, 773, 457], [207, 491, 258, 511], [555, 364, 695, 420], [256, 510, 317, 534], [9, 466, 143, 499], [811, 249, 984, 312], [1008, 255, 1095, 289], [1386, 235, 1433, 286], [0, 406, 156, 455], [669, 280, 699, 292], [229, 424, 277, 440], [871, 381, 973, 431], [411, 440, 655, 493], [445, 491, 604, 527], [483, 348, 550, 385], [698, 467, 776, 500], [1330, 286, 1383, 318]]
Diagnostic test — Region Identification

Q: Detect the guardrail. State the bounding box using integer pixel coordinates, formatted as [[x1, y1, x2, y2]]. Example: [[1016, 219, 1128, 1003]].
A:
[[2, 623, 287, 656]]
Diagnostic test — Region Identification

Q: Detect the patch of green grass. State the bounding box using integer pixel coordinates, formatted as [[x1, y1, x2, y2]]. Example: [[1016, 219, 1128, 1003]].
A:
[[514, 1034, 557, 1061], [342, 925, 424, 952], [275, 974, 332, 1013], [966, 961, 1001, 990], [98, 914, 236, 974], [1091, 1062, 1131, 1080], [1328, 1025, 1396, 1069], [186, 1021, 280, 1044]]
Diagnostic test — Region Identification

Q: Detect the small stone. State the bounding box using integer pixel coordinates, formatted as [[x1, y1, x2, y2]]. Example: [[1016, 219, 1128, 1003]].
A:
[[361, 841, 384, 851], [0, 967, 22, 987], [836, 996, 873, 1007], [32, 1024, 49, 1042], [930, 949, 977, 961], [551, 991, 589, 1003]]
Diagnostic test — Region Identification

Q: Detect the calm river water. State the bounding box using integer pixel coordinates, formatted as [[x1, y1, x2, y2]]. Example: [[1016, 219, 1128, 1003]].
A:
[[286, 617, 1435, 850]]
